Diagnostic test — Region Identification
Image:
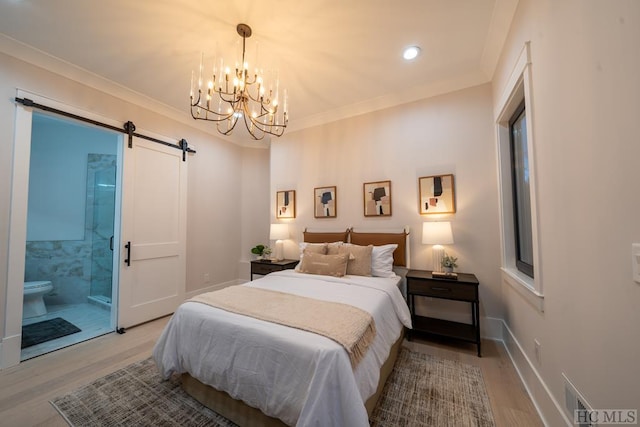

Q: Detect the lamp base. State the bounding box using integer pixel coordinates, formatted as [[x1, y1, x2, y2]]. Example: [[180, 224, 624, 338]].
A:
[[432, 245, 445, 273], [273, 240, 284, 261]]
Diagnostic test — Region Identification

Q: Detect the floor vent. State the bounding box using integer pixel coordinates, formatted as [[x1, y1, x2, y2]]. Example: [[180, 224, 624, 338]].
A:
[[563, 373, 596, 427]]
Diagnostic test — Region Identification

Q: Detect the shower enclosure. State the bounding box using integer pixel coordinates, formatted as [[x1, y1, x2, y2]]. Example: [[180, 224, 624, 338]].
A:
[[88, 156, 117, 308]]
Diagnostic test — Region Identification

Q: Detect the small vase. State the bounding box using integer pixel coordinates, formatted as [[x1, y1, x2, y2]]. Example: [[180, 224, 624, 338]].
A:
[[443, 266, 453, 274]]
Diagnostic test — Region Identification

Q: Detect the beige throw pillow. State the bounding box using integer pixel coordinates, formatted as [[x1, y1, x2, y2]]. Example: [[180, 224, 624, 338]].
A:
[[324, 242, 344, 255], [295, 243, 328, 271], [338, 244, 373, 276], [301, 243, 327, 255], [299, 251, 349, 277]]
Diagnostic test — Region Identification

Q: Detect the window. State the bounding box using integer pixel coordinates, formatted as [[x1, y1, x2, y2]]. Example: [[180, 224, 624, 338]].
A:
[[509, 101, 534, 278], [495, 42, 543, 310]]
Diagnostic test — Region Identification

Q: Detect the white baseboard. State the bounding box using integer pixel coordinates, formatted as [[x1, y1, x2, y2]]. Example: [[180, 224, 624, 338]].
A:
[[0, 333, 22, 370], [185, 279, 244, 299], [500, 320, 572, 427], [481, 316, 503, 340]]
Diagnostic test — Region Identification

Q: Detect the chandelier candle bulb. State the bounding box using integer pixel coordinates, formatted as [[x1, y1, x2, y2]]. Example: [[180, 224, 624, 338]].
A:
[[198, 52, 203, 89], [190, 71, 194, 99], [284, 89, 288, 113]]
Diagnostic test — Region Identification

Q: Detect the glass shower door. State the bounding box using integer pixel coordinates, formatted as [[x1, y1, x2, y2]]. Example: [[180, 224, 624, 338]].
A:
[[88, 158, 116, 308]]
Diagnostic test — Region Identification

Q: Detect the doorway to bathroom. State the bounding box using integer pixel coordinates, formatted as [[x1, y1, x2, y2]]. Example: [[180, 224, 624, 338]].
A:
[[21, 112, 121, 361]]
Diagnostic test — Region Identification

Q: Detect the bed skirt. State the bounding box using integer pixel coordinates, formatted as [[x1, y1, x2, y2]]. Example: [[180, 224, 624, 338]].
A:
[[181, 328, 406, 426]]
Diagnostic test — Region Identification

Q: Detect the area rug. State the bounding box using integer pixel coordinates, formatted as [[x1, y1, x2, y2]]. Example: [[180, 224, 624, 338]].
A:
[[51, 347, 495, 427], [21, 317, 81, 349], [370, 349, 495, 426]]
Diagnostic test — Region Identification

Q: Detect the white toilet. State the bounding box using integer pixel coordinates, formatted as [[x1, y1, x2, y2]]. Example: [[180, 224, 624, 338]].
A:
[[23, 281, 53, 319]]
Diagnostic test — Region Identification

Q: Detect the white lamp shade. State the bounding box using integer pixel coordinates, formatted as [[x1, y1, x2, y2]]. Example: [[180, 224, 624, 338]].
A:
[[422, 222, 454, 245], [270, 223, 289, 240]]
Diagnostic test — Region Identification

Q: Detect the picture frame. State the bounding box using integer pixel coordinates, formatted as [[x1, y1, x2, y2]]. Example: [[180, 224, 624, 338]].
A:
[[276, 190, 296, 219], [314, 186, 337, 218], [363, 180, 392, 217], [419, 174, 456, 214]]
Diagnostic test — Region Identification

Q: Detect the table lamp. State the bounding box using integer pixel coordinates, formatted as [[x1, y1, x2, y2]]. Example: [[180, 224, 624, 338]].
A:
[[422, 222, 454, 272], [270, 223, 289, 261]]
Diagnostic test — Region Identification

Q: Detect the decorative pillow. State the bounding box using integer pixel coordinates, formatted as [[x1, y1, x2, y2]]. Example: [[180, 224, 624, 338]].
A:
[[325, 241, 345, 255], [294, 243, 326, 271], [338, 244, 373, 276], [298, 252, 349, 277], [299, 242, 327, 256], [371, 244, 398, 277]]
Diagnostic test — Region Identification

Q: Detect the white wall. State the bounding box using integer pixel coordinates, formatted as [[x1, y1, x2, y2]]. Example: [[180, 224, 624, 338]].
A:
[[238, 147, 271, 281], [0, 52, 267, 339], [270, 83, 503, 326], [492, 0, 640, 423]]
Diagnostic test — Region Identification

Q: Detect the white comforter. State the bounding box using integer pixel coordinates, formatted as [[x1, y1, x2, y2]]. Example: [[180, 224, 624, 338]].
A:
[[152, 270, 412, 427]]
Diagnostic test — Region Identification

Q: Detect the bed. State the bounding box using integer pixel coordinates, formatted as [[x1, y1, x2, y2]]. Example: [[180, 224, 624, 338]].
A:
[[152, 229, 412, 426]]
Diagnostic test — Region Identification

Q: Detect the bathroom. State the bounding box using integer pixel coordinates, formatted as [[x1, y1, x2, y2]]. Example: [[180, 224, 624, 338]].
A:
[[21, 112, 121, 360]]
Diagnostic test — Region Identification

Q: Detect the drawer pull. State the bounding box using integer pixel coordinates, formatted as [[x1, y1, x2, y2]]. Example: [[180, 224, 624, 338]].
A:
[[431, 287, 451, 292]]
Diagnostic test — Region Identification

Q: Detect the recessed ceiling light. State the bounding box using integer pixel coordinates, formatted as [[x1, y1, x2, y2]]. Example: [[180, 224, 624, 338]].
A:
[[403, 46, 421, 61]]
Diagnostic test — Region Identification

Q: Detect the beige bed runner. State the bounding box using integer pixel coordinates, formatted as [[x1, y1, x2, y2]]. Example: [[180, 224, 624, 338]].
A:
[[190, 286, 376, 368]]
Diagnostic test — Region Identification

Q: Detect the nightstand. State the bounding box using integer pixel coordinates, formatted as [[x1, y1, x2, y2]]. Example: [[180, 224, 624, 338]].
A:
[[250, 259, 299, 280], [406, 269, 481, 357]]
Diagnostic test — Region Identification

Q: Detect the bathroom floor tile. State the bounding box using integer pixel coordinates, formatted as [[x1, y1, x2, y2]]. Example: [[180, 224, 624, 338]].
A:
[[21, 303, 113, 361]]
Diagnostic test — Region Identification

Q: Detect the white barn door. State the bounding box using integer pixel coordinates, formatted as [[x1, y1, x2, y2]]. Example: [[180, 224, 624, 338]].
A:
[[118, 136, 187, 328]]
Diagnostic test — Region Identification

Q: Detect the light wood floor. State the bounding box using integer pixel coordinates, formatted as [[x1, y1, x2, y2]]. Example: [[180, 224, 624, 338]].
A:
[[0, 316, 543, 426]]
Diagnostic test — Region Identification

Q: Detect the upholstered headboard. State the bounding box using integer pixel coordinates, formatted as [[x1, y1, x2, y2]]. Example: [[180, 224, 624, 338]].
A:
[[302, 228, 349, 244], [302, 228, 410, 267], [349, 230, 409, 267]]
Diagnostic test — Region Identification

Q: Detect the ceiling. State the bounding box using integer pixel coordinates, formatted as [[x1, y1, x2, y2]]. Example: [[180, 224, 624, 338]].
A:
[[0, 0, 518, 144]]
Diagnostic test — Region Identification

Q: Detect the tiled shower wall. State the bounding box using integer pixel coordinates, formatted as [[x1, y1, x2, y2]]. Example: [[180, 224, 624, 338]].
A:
[[24, 240, 91, 304]]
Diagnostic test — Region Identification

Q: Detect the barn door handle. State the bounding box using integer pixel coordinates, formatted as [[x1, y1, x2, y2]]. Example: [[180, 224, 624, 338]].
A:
[[124, 241, 131, 266], [109, 236, 114, 251]]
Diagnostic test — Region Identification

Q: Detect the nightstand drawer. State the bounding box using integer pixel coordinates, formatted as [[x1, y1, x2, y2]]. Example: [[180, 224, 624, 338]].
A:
[[251, 263, 280, 275], [407, 281, 476, 301]]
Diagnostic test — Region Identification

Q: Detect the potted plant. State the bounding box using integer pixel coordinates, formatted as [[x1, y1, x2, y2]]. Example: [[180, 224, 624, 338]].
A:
[[251, 244, 271, 261], [441, 253, 458, 274], [262, 246, 272, 260]]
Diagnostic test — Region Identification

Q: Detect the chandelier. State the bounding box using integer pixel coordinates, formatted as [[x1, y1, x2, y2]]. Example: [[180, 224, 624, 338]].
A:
[[190, 23, 288, 140]]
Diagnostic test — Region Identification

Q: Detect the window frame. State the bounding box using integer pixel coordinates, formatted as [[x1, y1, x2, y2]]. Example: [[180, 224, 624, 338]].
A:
[[495, 42, 544, 311], [508, 100, 534, 278]]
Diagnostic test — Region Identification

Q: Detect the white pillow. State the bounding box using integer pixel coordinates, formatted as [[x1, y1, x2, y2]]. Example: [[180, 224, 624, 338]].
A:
[[371, 244, 398, 277]]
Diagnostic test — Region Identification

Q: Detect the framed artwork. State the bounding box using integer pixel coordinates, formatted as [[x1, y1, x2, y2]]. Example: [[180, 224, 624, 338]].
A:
[[363, 180, 392, 217], [314, 186, 337, 218], [419, 174, 456, 214], [276, 190, 296, 219]]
